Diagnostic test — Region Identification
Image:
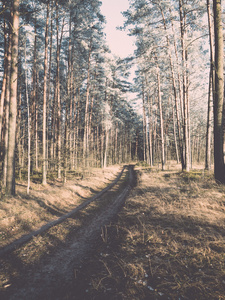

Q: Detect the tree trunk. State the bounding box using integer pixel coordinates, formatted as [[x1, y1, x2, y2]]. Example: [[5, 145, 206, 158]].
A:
[[142, 85, 146, 163], [145, 76, 153, 167], [172, 105, 180, 163], [17, 90, 22, 180], [68, 13, 73, 170], [0, 5, 8, 141], [205, 0, 214, 170], [104, 128, 109, 168], [160, 5, 183, 168], [83, 38, 92, 167], [35, 72, 39, 170], [147, 98, 153, 166], [3, 8, 12, 188], [213, 0, 224, 182], [179, 0, 190, 171], [30, 4, 37, 174], [42, 1, 50, 185], [48, 4, 54, 170], [25, 35, 31, 194], [155, 58, 165, 171], [6, 0, 19, 195], [56, 3, 64, 179], [142, 83, 149, 164], [170, 7, 184, 125]]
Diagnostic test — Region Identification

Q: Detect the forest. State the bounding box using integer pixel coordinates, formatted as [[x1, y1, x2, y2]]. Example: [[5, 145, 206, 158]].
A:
[[0, 0, 224, 195], [1, 1, 225, 299]]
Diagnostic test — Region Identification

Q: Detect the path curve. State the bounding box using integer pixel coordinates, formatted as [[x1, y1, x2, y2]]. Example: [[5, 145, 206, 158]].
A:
[[1, 165, 135, 300], [0, 166, 126, 257]]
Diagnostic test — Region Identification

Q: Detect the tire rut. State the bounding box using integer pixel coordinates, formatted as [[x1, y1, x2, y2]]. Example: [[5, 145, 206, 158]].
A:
[[1, 165, 135, 300], [0, 166, 126, 258]]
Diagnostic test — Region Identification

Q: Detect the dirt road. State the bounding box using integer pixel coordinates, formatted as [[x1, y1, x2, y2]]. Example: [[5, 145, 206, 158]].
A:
[[0, 165, 135, 300]]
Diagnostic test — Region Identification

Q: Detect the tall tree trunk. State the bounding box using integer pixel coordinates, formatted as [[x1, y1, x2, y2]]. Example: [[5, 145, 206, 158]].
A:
[[155, 57, 165, 171], [17, 90, 22, 180], [213, 0, 224, 182], [205, 0, 214, 170], [170, 7, 184, 124], [55, 3, 64, 178], [83, 39, 92, 167], [68, 13, 73, 170], [3, 7, 12, 188], [145, 74, 153, 167], [142, 85, 146, 163], [172, 105, 180, 163], [25, 35, 31, 194], [160, 5, 184, 168], [104, 128, 109, 168], [35, 72, 39, 170], [147, 96, 153, 166], [42, 1, 50, 185], [47, 4, 53, 170], [142, 83, 149, 164], [30, 3, 37, 174], [205, 72, 213, 170], [179, 0, 190, 171], [0, 4, 8, 141], [6, 0, 19, 195]]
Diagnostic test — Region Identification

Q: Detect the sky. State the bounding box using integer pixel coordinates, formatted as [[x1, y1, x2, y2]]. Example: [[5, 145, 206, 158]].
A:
[[100, 0, 135, 58], [100, 0, 139, 111]]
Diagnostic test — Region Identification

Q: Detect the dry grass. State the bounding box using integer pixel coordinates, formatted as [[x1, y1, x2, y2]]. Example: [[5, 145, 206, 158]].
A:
[[70, 164, 225, 300], [0, 166, 121, 249], [0, 165, 130, 292], [1, 163, 225, 299]]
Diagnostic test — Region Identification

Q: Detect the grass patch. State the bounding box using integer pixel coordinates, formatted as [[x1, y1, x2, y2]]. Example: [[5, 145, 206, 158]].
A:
[[0, 166, 122, 251], [1, 164, 225, 299], [0, 165, 131, 292], [67, 166, 225, 300]]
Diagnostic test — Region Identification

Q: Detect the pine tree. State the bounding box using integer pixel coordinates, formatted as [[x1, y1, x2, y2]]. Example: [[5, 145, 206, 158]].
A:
[[6, 0, 19, 195]]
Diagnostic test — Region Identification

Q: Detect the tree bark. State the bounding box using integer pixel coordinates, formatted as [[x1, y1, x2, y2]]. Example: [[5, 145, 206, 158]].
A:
[[6, 0, 19, 195], [160, 4, 183, 167], [142, 83, 149, 164], [68, 12, 73, 170], [3, 7, 12, 188], [155, 57, 165, 171], [213, 0, 224, 182], [104, 128, 109, 168], [172, 105, 180, 163], [0, 3, 8, 141], [142, 84, 146, 163], [42, 1, 50, 185], [55, 3, 64, 178], [146, 80, 153, 167], [205, 0, 214, 170], [25, 35, 31, 194], [83, 38, 92, 167], [179, 0, 190, 171]]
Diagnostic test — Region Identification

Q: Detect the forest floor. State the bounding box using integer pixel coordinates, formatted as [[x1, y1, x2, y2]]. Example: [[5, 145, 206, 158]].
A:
[[0, 162, 225, 299]]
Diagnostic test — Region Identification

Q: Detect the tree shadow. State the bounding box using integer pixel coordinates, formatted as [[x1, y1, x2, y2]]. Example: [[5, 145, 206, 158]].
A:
[[0, 167, 131, 299]]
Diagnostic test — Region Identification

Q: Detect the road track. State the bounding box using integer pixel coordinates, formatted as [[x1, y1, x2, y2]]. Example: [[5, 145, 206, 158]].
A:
[[0, 165, 135, 300]]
